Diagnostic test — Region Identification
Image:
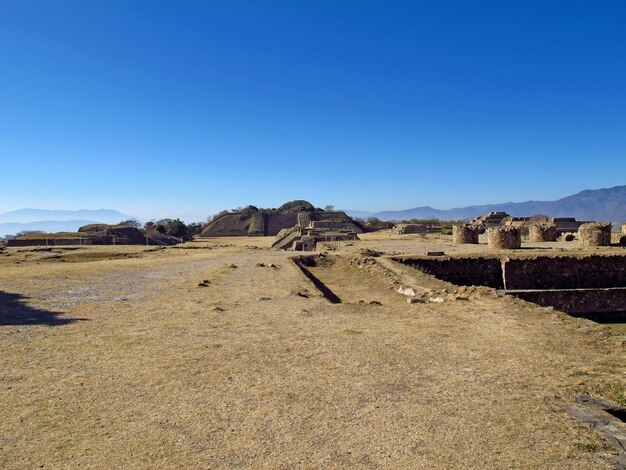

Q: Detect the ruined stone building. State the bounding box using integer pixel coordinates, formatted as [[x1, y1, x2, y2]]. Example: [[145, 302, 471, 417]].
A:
[[199, 200, 365, 237]]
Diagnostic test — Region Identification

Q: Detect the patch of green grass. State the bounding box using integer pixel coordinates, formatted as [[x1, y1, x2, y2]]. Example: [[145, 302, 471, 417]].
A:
[[605, 322, 626, 334], [575, 441, 600, 453], [590, 382, 626, 407]]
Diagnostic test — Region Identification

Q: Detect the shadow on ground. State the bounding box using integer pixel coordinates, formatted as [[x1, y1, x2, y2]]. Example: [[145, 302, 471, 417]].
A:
[[0, 291, 86, 326]]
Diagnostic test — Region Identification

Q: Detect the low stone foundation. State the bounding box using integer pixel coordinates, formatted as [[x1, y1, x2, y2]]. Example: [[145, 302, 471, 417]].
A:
[[452, 224, 479, 244], [578, 222, 612, 247], [394, 254, 626, 290], [487, 227, 521, 249], [528, 223, 557, 242], [394, 254, 626, 321], [506, 288, 626, 321]]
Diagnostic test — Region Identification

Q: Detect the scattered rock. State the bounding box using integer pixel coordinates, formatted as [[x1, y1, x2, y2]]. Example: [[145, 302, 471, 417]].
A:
[[213, 307, 225, 312], [228, 263, 238, 268], [268, 263, 278, 268], [360, 248, 383, 257], [197, 282, 209, 287], [290, 289, 309, 298], [454, 296, 470, 301], [255, 262, 266, 267], [428, 297, 445, 303], [369, 301, 382, 306], [407, 297, 423, 304], [258, 296, 272, 301], [297, 310, 311, 317], [396, 286, 416, 296]]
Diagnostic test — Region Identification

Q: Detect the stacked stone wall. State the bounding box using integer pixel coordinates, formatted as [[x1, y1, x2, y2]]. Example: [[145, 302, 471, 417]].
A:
[[487, 227, 521, 249], [528, 223, 557, 242], [578, 222, 611, 247], [393, 256, 503, 288], [6, 237, 114, 247], [452, 224, 479, 244]]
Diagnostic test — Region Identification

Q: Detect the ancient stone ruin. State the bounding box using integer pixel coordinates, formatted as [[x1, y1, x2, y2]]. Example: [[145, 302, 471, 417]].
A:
[[271, 223, 359, 251], [550, 217, 591, 235], [393, 253, 626, 321], [390, 224, 427, 235], [199, 200, 364, 237], [6, 223, 179, 247], [622, 222, 626, 235], [528, 223, 557, 242], [487, 226, 521, 249], [452, 224, 479, 244], [578, 222, 612, 247], [471, 211, 510, 230], [505, 216, 590, 236]]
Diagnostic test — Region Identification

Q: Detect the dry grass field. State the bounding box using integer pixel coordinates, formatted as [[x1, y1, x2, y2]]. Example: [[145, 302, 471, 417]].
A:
[[0, 233, 624, 469]]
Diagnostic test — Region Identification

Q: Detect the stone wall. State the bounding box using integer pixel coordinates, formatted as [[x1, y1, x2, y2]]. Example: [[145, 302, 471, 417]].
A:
[[394, 254, 626, 290], [246, 213, 266, 236], [528, 223, 557, 242], [7, 237, 114, 247], [393, 256, 504, 288], [487, 227, 521, 249], [452, 224, 479, 244], [578, 222, 612, 246], [507, 288, 626, 321], [502, 255, 626, 289]]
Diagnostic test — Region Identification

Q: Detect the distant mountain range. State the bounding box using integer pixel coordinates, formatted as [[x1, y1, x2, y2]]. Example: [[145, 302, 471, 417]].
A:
[[1, 186, 624, 237], [0, 209, 143, 237], [345, 185, 626, 225]]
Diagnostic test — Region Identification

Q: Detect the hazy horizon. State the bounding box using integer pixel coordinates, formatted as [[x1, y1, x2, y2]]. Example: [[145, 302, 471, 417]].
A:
[[0, 183, 624, 224]]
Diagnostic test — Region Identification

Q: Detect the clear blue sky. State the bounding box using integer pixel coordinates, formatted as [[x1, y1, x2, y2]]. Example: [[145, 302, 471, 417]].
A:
[[1, 1, 624, 221]]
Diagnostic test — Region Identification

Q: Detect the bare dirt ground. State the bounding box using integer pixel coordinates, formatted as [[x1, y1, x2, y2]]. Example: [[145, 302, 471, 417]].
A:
[[0, 233, 624, 469]]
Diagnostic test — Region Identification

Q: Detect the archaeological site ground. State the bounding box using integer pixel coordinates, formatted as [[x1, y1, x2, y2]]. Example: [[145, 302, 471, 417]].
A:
[[0, 230, 625, 469]]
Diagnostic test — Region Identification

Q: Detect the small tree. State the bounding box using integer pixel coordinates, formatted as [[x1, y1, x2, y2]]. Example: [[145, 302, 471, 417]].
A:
[[186, 222, 204, 237], [324, 205, 335, 211], [118, 219, 141, 228], [154, 218, 187, 237]]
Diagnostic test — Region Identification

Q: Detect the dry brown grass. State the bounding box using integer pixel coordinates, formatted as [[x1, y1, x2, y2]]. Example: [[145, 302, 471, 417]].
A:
[[0, 236, 624, 468]]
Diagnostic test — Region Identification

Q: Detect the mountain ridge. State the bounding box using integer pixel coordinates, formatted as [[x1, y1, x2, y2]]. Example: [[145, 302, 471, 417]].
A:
[[345, 185, 626, 225], [0, 209, 145, 237], [0, 208, 142, 224]]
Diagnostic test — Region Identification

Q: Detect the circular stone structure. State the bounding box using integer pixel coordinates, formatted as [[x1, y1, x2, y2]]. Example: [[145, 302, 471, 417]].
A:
[[622, 222, 626, 235], [578, 222, 612, 247], [452, 224, 479, 244], [528, 223, 557, 242], [487, 226, 521, 249]]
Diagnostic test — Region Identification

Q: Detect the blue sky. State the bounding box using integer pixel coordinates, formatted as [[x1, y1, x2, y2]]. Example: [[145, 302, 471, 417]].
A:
[[1, 1, 624, 221]]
